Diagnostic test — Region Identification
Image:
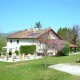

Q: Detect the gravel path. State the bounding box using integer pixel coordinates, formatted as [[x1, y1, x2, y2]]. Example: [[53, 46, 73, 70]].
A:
[[48, 63, 80, 76]]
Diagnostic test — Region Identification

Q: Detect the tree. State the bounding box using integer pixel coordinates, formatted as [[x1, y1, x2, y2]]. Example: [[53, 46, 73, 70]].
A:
[[57, 27, 63, 39], [47, 39, 64, 51], [71, 25, 80, 44], [57, 25, 80, 45], [57, 27, 69, 40], [0, 35, 6, 53], [34, 22, 42, 29]]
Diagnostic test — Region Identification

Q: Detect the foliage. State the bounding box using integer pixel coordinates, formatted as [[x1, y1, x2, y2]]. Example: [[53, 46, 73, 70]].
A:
[[0, 35, 6, 53], [15, 50, 19, 55], [34, 22, 42, 29], [76, 47, 80, 52], [20, 45, 36, 55], [57, 25, 80, 45], [47, 39, 64, 51], [2, 48, 7, 53], [57, 43, 70, 56]]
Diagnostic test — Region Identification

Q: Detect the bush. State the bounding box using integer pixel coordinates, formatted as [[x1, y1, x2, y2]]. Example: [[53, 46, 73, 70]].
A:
[[15, 50, 19, 55], [20, 45, 36, 55], [57, 43, 70, 56], [76, 47, 80, 52], [0, 35, 6, 53]]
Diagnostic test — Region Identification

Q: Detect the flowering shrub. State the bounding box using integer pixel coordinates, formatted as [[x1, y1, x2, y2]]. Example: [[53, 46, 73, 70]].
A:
[[46, 39, 64, 51]]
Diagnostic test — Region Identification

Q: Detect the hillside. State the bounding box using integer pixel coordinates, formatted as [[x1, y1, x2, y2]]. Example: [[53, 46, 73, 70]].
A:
[[0, 33, 9, 38]]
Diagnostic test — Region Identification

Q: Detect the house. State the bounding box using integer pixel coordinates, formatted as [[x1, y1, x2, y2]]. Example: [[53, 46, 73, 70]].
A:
[[3, 27, 77, 55]]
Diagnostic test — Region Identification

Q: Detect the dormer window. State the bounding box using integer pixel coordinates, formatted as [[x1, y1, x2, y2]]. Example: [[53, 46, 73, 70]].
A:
[[10, 40, 12, 43], [17, 40, 19, 44]]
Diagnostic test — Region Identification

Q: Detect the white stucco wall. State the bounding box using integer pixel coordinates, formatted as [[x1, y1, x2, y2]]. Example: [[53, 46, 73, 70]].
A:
[[7, 39, 34, 47], [49, 31, 59, 39], [6, 38, 46, 53]]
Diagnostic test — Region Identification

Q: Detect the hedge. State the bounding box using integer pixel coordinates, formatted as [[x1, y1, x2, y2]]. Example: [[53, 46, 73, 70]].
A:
[[20, 45, 36, 55]]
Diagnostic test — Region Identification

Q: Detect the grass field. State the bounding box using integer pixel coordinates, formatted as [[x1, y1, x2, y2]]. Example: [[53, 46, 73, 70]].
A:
[[0, 54, 80, 80]]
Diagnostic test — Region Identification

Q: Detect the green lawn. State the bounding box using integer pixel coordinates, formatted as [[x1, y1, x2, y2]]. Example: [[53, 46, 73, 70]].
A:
[[0, 54, 80, 80]]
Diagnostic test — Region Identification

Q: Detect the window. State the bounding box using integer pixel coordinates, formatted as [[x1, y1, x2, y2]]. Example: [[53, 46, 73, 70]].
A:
[[17, 40, 19, 44], [10, 40, 12, 43]]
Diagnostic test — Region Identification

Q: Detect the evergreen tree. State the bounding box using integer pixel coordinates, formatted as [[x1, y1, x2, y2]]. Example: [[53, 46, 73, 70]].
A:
[[57, 27, 63, 39], [57, 25, 80, 45]]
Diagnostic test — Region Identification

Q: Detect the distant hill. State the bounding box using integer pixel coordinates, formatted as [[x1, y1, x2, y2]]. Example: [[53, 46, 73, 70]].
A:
[[0, 30, 20, 39], [0, 33, 10, 38]]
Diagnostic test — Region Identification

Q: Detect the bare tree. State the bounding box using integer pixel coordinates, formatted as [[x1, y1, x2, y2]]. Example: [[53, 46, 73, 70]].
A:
[[72, 25, 80, 44]]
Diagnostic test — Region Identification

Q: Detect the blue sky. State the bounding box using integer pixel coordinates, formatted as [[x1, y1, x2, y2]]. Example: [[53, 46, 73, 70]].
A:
[[0, 0, 80, 33]]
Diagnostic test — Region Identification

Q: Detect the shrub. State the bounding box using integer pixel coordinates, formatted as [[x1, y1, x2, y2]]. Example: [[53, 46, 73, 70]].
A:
[[20, 45, 36, 55], [76, 47, 80, 52], [15, 50, 19, 55], [57, 43, 70, 56]]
